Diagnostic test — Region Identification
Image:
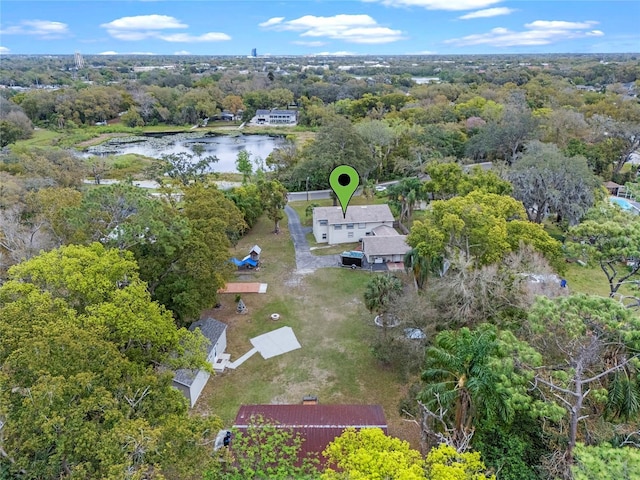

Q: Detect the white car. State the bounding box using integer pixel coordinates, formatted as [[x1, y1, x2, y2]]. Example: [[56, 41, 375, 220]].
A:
[[375, 185, 387, 192]]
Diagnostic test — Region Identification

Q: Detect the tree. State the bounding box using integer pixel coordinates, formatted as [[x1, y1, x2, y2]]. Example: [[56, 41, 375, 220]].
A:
[[363, 273, 403, 318], [222, 94, 244, 117], [322, 427, 425, 480], [567, 203, 640, 298], [149, 152, 217, 186], [66, 183, 168, 249], [589, 115, 640, 175], [0, 244, 220, 479], [0, 120, 27, 147], [423, 161, 464, 200], [424, 444, 496, 480], [525, 295, 640, 467], [235, 150, 253, 184], [386, 177, 427, 225], [257, 179, 288, 233], [404, 247, 442, 290], [465, 92, 539, 165], [211, 416, 317, 480], [508, 141, 599, 225], [418, 325, 537, 452], [226, 184, 264, 229], [120, 106, 144, 127], [355, 119, 396, 180], [422, 162, 512, 201], [295, 116, 370, 193], [407, 191, 562, 268], [572, 443, 640, 480]]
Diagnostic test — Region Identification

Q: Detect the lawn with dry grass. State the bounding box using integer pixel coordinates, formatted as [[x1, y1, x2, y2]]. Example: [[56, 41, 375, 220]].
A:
[[196, 210, 421, 447]]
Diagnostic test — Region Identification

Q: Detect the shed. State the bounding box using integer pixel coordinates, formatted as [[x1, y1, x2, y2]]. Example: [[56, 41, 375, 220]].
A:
[[249, 245, 262, 262], [605, 181, 623, 196], [233, 404, 387, 467], [173, 318, 227, 407]]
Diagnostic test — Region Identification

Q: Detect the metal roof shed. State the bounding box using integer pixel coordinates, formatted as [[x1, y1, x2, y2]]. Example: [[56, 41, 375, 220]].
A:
[[233, 404, 387, 466]]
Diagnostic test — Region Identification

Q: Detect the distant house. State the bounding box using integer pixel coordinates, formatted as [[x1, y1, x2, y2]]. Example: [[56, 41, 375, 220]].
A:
[[605, 181, 623, 196], [312, 204, 395, 244], [233, 403, 387, 467], [254, 109, 298, 125], [173, 318, 228, 407]]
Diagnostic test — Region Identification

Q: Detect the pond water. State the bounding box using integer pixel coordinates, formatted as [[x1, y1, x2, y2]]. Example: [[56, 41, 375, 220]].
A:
[[83, 133, 285, 173]]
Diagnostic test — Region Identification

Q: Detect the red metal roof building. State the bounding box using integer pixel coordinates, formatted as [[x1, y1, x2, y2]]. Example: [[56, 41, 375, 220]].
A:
[[233, 404, 388, 466]]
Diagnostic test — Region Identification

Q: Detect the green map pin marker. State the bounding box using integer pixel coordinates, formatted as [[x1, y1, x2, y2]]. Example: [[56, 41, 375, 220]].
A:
[[329, 165, 359, 218]]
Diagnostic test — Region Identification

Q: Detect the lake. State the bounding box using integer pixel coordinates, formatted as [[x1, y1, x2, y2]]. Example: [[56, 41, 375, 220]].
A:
[[83, 133, 285, 173]]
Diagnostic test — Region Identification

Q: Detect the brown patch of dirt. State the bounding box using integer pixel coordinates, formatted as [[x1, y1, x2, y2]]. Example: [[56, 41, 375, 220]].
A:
[[75, 133, 128, 148]]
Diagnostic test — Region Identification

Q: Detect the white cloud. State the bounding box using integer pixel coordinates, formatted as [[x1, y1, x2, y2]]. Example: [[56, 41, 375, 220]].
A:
[[101, 15, 186, 31], [292, 40, 327, 47], [262, 14, 404, 44], [0, 46, 9, 54], [100, 14, 230, 42], [524, 20, 599, 30], [311, 51, 356, 56], [1, 20, 70, 38], [362, 0, 502, 11], [99, 51, 118, 55], [259, 17, 285, 28], [445, 19, 604, 47], [159, 32, 231, 42], [174, 50, 191, 55], [458, 7, 515, 19]]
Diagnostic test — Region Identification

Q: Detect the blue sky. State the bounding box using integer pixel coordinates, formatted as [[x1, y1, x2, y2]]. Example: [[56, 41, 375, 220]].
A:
[[0, 1, 638, 56]]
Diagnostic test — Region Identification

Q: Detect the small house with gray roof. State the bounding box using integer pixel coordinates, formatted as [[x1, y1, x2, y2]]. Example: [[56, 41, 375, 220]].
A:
[[173, 318, 227, 408], [312, 204, 395, 244]]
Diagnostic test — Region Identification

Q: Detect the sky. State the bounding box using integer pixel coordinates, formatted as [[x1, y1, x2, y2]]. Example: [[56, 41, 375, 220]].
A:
[[0, 0, 638, 56]]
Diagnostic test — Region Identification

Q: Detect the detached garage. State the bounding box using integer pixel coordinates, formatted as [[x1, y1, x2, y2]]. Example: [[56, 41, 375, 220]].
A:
[[173, 318, 227, 408]]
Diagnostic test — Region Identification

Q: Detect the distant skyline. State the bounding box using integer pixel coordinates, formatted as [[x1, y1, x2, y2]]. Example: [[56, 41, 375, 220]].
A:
[[1, 1, 639, 56]]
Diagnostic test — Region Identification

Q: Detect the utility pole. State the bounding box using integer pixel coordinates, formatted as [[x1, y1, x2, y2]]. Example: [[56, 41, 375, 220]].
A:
[[306, 176, 310, 202]]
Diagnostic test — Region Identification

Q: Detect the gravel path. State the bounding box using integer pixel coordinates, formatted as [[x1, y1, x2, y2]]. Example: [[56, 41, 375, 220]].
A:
[[285, 205, 339, 274]]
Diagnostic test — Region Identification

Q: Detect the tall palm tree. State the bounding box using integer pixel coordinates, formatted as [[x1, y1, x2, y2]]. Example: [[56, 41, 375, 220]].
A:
[[404, 248, 442, 290], [363, 274, 402, 316], [419, 325, 510, 450]]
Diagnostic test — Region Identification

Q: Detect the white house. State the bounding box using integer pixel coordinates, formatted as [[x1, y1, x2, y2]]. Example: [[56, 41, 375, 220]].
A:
[[254, 109, 298, 125], [313, 204, 395, 244], [173, 318, 228, 408]]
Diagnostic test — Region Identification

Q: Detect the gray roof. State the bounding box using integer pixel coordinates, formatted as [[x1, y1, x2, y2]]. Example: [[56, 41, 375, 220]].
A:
[[363, 235, 411, 257], [173, 318, 226, 387], [250, 244, 262, 254], [173, 367, 199, 387], [371, 225, 399, 237], [314, 204, 394, 225], [190, 318, 226, 356]]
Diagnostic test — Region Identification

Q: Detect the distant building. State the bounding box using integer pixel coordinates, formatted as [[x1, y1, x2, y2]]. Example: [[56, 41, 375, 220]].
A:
[[251, 48, 257, 57], [254, 109, 298, 125]]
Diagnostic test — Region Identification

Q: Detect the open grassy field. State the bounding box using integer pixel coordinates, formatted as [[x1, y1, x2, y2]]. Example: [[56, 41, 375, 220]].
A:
[[197, 211, 421, 447]]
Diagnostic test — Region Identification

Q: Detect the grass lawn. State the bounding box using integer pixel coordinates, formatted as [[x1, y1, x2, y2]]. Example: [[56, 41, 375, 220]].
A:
[[563, 261, 639, 298], [197, 211, 420, 447]]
